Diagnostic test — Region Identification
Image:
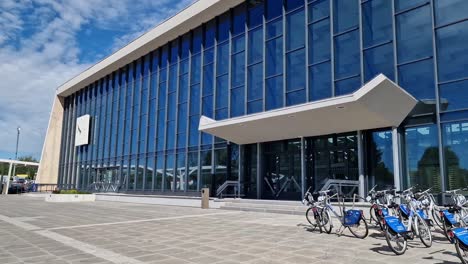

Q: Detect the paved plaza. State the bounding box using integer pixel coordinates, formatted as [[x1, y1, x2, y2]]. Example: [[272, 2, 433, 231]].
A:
[[0, 196, 461, 264]]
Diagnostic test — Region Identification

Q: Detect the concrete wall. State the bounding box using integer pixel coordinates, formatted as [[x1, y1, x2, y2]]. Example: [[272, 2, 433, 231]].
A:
[[36, 95, 64, 184]]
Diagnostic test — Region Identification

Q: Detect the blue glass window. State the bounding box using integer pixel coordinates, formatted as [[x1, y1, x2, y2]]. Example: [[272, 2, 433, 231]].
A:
[[364, 43, 395, 82], [439, 80, 468, 112], [189, 84, 200, 115], [335, 76, 361, 96], [309, 62, 331, 101], [266, 37, 283, 76], [204, 48, 214, 65], [248, 100, 263, 114], [177, 104, 187, 132], [248, 0, 264, 27], [286, 49, 306, 92], [160, 46, 168, 69], [204, 21, 216, 48], [308, 0, 329, 23], [192, 27, 202, 54], [232, 52, 245, 87], [203, 64, 214, 95], [217, 13, 230, 42], [396, 5, 433, 63], [287, 89, 306, 106], [202, 96, 213, 117], [189, 116, 199, 147], [216, 75, 229, 109], [248, 27, 263, 64], [217, 42, 229, 75], [334, 30, 360, 79], [266, 76, 283, 110], [191, 54, 201, 84], [248, 63, 263, 101], [362, 0, 392, 48], [179, 75, 188, 102], [170, 40, 179, 64], [266, 0, 283, 20], [437, 21, 468, 82], [308, 18, 330, 64], [398, 59, 435, 100], [333, 0, 358, 33], [215, 108, 228, 120], [442, 121, 468, 190], [286, 9, 305, 51], [231, 87, 245, 117], [395, 0, 428, 12], [435, 0, 468, 26], [181, 34, 190, 59], [232, 35, 245, 53], [233, 4, 246, 36], [404, 125, 441, 191], [286, 0, 304, 11], [266, 18, 283, 39]]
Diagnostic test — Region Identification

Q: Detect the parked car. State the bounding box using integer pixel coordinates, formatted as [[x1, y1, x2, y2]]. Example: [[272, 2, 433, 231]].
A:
[[9, 178, 27, 194]]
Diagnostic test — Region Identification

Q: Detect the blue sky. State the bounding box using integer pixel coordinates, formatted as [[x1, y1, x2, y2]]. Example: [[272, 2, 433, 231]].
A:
[[0, 0, 195, 160]]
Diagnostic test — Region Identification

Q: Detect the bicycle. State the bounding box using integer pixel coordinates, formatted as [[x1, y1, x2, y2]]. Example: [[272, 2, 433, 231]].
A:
[[319, 190, 368, 239], [415, 188, 443, 229], [303, 187, 325, 233], [381, 187, 432, 255], [367, 186, 398, 230], [440, 188, 468, 242]]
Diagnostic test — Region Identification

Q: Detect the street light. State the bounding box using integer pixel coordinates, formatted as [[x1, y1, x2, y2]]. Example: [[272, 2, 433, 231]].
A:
[[12, 127, 20, 178]]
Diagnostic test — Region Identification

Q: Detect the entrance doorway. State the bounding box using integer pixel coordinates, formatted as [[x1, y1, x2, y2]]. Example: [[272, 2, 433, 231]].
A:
[[262, 140, 302, 200], [306, 133, 359, 193]]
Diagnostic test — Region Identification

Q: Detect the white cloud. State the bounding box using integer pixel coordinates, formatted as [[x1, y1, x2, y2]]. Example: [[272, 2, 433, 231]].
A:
[[0, 0, 195, 159]]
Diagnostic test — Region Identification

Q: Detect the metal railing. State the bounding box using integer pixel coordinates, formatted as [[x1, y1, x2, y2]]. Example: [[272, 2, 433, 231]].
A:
[[216, 181, 240, 198], [320, 179, 361, 199]]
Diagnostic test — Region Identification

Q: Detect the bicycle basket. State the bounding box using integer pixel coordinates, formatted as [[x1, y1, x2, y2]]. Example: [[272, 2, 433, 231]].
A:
[[453, 227, 468, 248], [399, 204, 410, 219], [344, 210, 362, 225], [385, 216, 406, 234]]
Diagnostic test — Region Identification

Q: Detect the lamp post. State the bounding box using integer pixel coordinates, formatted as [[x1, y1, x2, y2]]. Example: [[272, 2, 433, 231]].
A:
[[12, 127, 21, 178]]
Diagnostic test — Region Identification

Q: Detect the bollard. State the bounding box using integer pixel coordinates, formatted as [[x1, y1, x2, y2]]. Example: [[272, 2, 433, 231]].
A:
[[201, 188, 209, 209]]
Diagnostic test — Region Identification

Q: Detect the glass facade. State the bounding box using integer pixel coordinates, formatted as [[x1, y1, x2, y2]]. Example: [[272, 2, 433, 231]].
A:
[[58, 0, 468, 198]]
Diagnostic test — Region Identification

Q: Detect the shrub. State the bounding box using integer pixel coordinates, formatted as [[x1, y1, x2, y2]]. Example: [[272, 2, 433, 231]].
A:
[[59, 189, 90, 195]]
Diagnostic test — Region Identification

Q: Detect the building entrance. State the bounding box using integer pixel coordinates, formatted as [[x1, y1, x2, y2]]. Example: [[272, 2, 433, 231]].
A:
[[306, 133, 359, 194], [262, 140, 302, 200]]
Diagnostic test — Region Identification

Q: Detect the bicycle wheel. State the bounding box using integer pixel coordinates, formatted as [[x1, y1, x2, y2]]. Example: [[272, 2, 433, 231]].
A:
[[305, 207, 318, 232], [455, 240, 468, 264], [320, 209, 332, 234], [385, 228, 407, 255], [416, 215, 432, 248], [431, 208, 443, 229], [348, 217, 369, 239], [369, 205, 378, 224], [442, 217, 455, 243]]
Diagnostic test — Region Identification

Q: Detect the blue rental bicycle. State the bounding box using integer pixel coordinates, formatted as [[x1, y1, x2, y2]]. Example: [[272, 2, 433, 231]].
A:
[[381, 188, 432, 255], [319, 190, 368, 239]]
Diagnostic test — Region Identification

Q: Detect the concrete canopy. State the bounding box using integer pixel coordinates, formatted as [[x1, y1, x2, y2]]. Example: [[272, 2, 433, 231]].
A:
[[199, 74, 417, 145]]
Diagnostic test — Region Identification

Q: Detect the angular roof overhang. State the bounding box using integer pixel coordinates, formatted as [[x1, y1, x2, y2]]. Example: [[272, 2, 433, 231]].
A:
[[199, 74, 417, 145]]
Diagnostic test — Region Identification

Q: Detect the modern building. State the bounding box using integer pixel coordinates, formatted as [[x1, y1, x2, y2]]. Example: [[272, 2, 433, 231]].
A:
[[37, 0, 468, 200]]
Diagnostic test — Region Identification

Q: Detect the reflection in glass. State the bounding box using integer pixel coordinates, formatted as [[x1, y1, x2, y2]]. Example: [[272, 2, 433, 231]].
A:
[[443, 122, 468, 190], [366, 130, 394, 190], [404, 125, 441, 192]]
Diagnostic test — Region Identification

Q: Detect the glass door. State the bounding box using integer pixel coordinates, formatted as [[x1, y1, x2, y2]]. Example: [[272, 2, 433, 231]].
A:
[[262, 140, 302, 200], [306, 133, 359, 194]]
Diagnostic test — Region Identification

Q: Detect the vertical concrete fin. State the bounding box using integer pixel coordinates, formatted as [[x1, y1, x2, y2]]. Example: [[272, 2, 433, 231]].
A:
[[37, 95, 64, 184]]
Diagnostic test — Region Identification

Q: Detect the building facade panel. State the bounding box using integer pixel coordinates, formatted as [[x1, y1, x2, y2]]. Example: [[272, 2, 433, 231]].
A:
[[55, 0, 468, 199]]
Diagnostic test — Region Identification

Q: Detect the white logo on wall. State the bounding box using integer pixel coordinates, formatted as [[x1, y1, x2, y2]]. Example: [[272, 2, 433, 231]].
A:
[[75, 115, 90, 146]]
